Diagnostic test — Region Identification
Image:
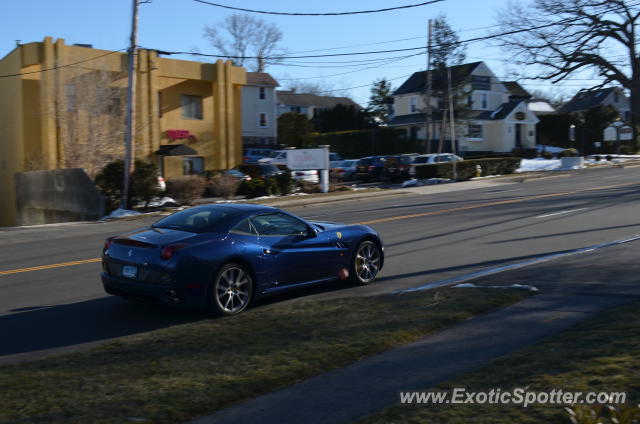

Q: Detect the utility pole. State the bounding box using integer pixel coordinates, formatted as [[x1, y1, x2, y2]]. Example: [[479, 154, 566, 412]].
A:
[[121, 0, 140, 209], [424, 19, 433, 154], [447, 67, 458, 180]]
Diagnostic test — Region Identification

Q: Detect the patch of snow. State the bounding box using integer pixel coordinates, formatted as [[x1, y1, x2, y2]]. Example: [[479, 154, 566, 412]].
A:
[[102, 208, 142, 220], [454, 283, 539, 292], [136, 196, 177, 208], [516, 159, 562, 173], [536, 144, 566, 154], [402, 179, 418, 187]]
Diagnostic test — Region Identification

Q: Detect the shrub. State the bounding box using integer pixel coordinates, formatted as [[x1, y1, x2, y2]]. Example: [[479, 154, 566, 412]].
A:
[[560, 148, 579, 157], [274, 172, 294, 195], [94, 159, 161, 210], [414, 158, 522, 180], [300, 181, 321, 193], [209, 173, 240, 199], [541, 151, 553, 160], [166, 175, 207, 205]]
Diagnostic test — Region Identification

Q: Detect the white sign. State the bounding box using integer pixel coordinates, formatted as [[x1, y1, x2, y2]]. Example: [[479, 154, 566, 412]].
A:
[[286, 149, 329, 170], [603, 127, 617, 141], [604, 125, 633, 141]]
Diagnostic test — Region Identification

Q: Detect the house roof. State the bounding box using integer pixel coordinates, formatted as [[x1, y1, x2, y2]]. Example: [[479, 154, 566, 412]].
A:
[[393, 62, 483, 96], [558, 87, 617, 113], [503, 81, 531, 99], [246, 72, 279, 87], [491, 100, 522, 120], [276, 91, 361, 109], [388, 100, 525, 126]]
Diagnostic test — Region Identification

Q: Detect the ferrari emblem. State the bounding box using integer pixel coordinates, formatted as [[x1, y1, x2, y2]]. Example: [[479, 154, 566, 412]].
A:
[[336, 232, 342, 239]]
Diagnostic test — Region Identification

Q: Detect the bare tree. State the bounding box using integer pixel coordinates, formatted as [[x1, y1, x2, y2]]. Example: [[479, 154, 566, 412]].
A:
[[58, 65, 127, 177], [204, 13, 285, 72], [284, 79, 351, 97], [494, 0, 640, 149]]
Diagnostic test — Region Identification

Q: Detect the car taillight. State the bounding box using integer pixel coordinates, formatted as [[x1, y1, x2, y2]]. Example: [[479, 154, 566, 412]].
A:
[[103, 237, 113, 255], [161, 243, 187, 260], [243, 156, 250, 162], [337, 169, 345, 173], [368, 166, 376, 171]]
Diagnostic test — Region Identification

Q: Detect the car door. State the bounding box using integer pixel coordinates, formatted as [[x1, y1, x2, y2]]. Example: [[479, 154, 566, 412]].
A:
[[251, 212, 341, 286]]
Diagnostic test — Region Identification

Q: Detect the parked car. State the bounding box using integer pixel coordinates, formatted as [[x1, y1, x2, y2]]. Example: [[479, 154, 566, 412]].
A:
[[331, 159, 359, 181], [101, 204, 384, 315], [292, 169, 319, 183], [329, 152, 343, 162], [236, 163, 284, 179], [355, 156, 388, 181], [409, 154, 463, 177], [223, 169, 251, 182], [243, 148, 274, 163], [383, 154, 420, 181], [258, 150, 288, 166]]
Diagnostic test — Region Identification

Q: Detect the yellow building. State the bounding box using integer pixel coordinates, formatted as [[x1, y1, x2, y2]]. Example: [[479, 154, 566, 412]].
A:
[[0, 37, 246, 226]]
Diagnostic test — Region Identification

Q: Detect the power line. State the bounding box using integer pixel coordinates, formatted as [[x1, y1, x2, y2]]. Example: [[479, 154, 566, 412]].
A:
[[191, 0, 445, 16], [0, 49, 126, 78]]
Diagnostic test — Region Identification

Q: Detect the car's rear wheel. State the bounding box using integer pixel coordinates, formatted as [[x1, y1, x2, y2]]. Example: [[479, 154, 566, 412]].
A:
[[211, 263, 254, 315], [350, 240, 381, 285]]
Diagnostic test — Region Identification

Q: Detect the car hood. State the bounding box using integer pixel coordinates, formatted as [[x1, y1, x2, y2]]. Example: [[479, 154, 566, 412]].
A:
[[309, 221, 348, 231]]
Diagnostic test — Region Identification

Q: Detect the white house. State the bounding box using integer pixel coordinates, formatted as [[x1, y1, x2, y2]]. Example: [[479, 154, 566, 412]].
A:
[[241, 72, 279, 147], [388, 61, 540, 154], [558, 87, 630, 121]]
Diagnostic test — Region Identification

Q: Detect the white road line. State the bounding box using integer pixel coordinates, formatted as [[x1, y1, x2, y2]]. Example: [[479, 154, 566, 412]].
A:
[[536, 208, 588, 219], [394, 233, 640, 294], [602, 174, 626, 179]]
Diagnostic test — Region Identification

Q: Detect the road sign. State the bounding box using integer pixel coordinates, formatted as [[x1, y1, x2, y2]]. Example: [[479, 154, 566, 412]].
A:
[[286, 148, 329, 170]]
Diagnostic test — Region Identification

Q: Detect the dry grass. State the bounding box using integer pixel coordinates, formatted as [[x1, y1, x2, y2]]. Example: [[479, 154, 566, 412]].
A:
[[0, 288, 529, 424], [358, 300, 640, 424]]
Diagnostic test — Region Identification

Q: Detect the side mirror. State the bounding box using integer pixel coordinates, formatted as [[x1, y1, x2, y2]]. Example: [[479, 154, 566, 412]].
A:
[[306, 225, 318, 238]]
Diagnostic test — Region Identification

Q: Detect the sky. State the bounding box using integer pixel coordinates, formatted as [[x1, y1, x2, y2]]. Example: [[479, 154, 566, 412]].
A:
[[1, 0, 610, 106]]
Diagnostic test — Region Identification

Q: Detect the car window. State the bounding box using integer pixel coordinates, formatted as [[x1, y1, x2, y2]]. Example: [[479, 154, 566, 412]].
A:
[[413, 156, 428, 164], [251, 213, 308, 236], [153, 207, 238, 233], [230, 218, 258, 236]]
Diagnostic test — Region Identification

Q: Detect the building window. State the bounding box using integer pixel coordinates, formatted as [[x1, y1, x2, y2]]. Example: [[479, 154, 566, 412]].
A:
[[259, 87, 266, 100], [467, 95, 473, 108], [313, 108, 321, 118], [471, 75, 491, 91], [481, 93, 488, 109], [290, 106, 301, 113], [258, 112, 268, 128], [183, 157, 204, 175], [614, 91, 619, 103], [468, 124, 483, 139], [181, 95, 203, 120], [410, 96, 418, 113]]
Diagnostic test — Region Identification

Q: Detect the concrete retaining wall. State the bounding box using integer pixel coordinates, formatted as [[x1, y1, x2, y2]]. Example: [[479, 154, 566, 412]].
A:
[[14, 169, 106, 226]]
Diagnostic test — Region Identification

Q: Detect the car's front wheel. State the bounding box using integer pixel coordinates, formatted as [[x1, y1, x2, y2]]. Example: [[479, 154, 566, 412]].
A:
[[350, 240, 381, 285], [211, 263, 254, 315]]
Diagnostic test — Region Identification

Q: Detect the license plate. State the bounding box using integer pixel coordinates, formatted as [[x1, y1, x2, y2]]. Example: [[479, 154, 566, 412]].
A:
[[122, 265, 138, 279]]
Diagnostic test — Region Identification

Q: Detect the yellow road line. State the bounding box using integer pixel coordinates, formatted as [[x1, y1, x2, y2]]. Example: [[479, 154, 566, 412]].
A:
[[1, 181, 637, 276], [0, 258, 101, 276]]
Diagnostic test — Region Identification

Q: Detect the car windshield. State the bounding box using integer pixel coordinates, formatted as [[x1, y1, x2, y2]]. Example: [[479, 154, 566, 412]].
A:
[[413, 156, 431, 164], [266, 151, 281, 158], [152, 207, 239, 233], [259, 164, 279, 175]]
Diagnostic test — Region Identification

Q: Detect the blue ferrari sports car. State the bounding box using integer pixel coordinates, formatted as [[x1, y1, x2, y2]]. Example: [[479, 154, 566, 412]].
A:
[[101, 204, 384, 315]]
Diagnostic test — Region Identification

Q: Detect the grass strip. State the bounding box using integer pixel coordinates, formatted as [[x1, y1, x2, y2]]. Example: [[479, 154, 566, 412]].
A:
[[358, 299, 640, 424], [0, 287, 529, 424]]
